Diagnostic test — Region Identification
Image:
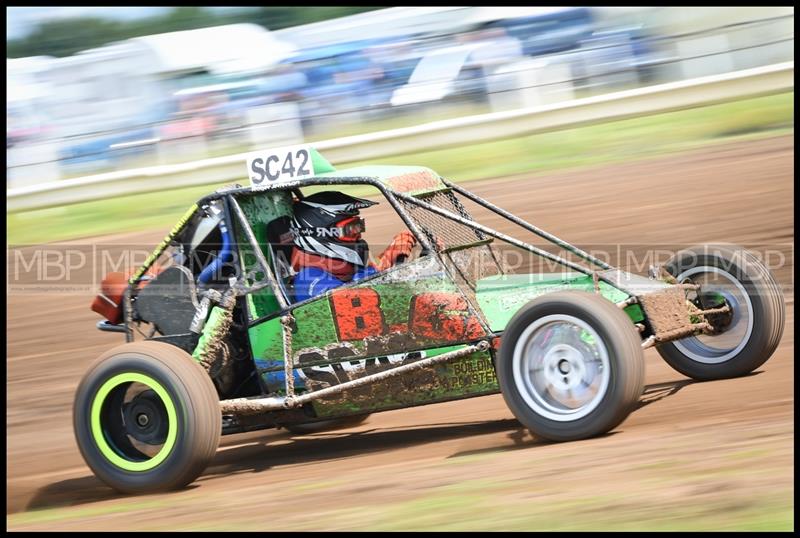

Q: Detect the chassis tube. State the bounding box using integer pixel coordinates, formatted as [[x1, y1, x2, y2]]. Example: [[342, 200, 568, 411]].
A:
[[129, 203, 199, 285], [219, 340, 490, 415], [444, 179, 613, 270]]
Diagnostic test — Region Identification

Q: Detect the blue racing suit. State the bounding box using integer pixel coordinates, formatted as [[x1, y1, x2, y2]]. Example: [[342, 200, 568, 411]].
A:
[[293, 265, 378, 302]]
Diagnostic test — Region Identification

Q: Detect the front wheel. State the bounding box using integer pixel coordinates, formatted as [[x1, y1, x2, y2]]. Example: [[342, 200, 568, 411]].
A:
[[656, 244, 785, 380], [497, 291, 645, 442], [73, 341, 221, 493]]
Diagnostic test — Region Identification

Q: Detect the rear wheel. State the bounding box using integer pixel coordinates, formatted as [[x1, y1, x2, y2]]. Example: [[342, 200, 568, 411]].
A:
[[497, 291, 644, 441], [656, 244, 785, 380], [73, 341, 221, 493]]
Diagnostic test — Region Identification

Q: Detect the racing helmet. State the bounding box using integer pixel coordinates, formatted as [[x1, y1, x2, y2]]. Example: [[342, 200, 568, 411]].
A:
[[291, 191, 378, 266]]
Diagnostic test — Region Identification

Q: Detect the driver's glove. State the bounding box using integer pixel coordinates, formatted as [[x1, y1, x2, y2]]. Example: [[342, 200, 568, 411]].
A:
[[375, 231, 417, 271]]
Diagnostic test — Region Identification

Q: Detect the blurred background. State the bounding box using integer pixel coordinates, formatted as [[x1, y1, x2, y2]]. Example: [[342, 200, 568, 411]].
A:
[[6, 6, 794, 189]]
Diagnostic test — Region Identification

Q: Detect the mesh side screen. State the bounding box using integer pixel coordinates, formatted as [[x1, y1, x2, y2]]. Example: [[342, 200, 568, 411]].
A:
[[400, 190, 505, 293], [402, 190, 484, 249]]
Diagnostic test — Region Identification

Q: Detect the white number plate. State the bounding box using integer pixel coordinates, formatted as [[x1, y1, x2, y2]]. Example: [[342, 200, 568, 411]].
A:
[[246, 144, 315, 188]]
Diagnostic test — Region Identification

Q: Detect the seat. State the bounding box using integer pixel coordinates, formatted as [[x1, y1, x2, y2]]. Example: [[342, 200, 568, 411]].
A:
[[135, 266, 199, 335]]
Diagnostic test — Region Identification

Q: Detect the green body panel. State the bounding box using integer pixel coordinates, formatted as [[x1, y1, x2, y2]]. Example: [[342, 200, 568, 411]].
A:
[[247, 258, 496, 415], [248, 316, 284, 363], [309, 148, 336, 174], [248, 299, 339, 364], [310, 346, 497, 418], [247, 259, 471, 369], [475, 272, 645, 331], [248, 275, 473, 373], [236, 191, 294, 320]]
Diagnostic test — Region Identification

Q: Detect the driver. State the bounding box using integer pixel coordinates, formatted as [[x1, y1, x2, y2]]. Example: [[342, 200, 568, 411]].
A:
[[290, 191, 417, 301]]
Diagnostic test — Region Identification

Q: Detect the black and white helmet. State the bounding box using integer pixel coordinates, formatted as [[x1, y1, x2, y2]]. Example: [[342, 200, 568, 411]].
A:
[[291, 191, 378, 266]]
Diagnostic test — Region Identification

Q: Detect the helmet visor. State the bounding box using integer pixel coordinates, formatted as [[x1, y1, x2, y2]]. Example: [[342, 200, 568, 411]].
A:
[[336, 216, 366, 242]]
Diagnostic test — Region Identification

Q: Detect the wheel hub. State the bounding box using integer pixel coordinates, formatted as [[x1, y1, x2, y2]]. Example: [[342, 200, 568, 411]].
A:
[[123, 390, 168, 445], [675, 267, 754, 363], [543, 344, 587, 392], [513, 315, 611, 422], [697, 290, 735, 333]]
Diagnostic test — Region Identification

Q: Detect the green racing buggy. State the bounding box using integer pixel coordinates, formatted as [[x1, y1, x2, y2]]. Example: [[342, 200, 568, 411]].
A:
[[74, 145, 786, 493]]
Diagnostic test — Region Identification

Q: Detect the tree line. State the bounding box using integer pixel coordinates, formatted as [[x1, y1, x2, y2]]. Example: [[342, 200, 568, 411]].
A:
[[7, 7, 382, 59]]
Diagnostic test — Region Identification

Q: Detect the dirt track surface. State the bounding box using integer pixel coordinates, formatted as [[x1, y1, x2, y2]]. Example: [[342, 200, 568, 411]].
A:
[[7, 135, 794, 530]]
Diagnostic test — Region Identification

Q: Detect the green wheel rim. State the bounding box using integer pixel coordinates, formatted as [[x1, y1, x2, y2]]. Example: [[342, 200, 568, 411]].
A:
[[90, 372, 178, 472]]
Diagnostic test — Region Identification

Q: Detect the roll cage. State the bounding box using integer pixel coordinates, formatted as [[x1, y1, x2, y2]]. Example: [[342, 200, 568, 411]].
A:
[[126, 174, 624, 315]]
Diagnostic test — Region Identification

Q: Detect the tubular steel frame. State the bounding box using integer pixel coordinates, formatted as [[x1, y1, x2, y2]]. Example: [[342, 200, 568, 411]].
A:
[[443, 179, 614, 271], [124, 175, 651, 415]]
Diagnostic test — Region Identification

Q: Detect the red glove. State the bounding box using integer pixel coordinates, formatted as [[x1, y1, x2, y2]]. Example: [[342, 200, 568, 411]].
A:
[[376, 231, 417, 271]]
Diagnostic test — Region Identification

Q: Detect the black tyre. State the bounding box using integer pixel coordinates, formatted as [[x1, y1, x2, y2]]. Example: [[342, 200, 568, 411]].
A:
[[656, 244, 785, 381], [497, 291, 644, 442], [73, 341, 221, 493], [284, 414, 371, 435]]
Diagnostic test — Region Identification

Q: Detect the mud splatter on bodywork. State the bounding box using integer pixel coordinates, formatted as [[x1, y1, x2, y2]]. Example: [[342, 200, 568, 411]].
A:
[[305, 347, 499, 417]]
